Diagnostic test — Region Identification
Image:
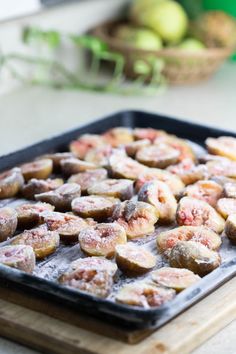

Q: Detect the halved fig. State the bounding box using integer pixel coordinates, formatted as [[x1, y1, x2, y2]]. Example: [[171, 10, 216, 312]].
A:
[[124, 139, 150, 157], [79, 223, 127, 258], [206, 160, 236, 179], [216, 198, 236, 219], [154, 135, 195, 162], [135, 168, 184, 196], [21, 178, 64, 200], [68, 168, 107, 194], [169, 241, 221, 276], [210, 176, 236, 187], [103, 127, 133, 147], [109, 154, 147, 180], [176, 197, 225, 234], [167, 159, 206, 185], [0, 168, 24, 199], [151, 267, 200, 292], [183, 180, 223, 207], [84, 145, 112, 167], [85, 146, 127, 168], [72, 196, 119, 220], [136, 144, 180, 168], [59, 257, 117, 298], [37, 152, 74, 171], [60, 157, 97, 176], [225, 214, 236, 244], [157, 226, 222, 253], [35, 183, 81, 211], [11, 226, 60, 259], [116, 281, 175, 307], [0, 245, 35, 273], [20, 159, 53, 181], [87, 179, 133, 201], [0, 207, 17, 242], [224, 182, 236, 199], [206, 136, 236, 161], [69, 134, 107, 159], [43, 211, 88, 243], [138, 180, 177, 224], [115, 244, 156, 275], [15, 202, 54, 229], [199, 154, 230, 164], [133, 128, 167, 142], [112, 200, 158, 239]]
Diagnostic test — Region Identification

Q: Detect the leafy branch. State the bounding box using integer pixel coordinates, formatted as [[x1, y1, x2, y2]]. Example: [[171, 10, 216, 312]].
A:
[[1, 26, 166, 95]]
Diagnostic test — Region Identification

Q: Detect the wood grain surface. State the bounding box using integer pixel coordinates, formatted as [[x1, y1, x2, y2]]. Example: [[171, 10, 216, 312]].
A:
[[0, 277, 236, 354]]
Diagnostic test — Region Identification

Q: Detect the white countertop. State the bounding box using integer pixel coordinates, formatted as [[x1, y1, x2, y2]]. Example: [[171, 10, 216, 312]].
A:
[[0, 61, 235, 156], [0, 1, 236, 353]]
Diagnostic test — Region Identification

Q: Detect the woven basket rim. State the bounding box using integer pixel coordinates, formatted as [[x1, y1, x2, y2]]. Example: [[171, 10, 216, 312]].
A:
[[92, 20, 233, 59]]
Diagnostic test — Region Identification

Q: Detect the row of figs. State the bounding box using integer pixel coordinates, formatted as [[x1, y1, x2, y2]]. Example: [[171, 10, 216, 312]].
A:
[[1, 128, 236, 308]]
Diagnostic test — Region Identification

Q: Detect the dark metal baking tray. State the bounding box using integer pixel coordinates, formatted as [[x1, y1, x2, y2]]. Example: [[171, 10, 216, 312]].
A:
[[0, 110, 236, 331]]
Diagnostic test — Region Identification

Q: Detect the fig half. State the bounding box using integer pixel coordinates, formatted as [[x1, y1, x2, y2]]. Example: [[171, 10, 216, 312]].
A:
[[138, 180, 177, 224], [206, 136, 236, 161], [35, 183, 81, 211], [15, 202, 54, 229], [59, 257, 117, 298], [37, 152, 74, 171], [176, 197, 225, 234], [116, 281, 175, 307], [136, 144, 179, 168], [167, 159, 206, 185], [154, 135, 195, 161], [124, 139, 150, 157], [79, 223, 127, 258], [109, 155, 147, 180], [72, 196, 119, 220], [183, 180, 223, 207], [133, 128, 167, 142], [169, 241, 221, 276], [216, 198, 236, 219], [112, 200, 158, 239], [21, 178, 64, 200], [225, 214, 236, 245], [0, 245, 35, 273], [115, 243, 156, 275], [43, 211, 88, 243], [60, 157, 97, 176], [87, 179, 133, 201], [20, 159, 53, 181], [11, 226, 60, 259], [157, 226, 222, 253], [103, 127, 134, 147], [68, 168, 107, 194], [0, 207, 17, 242], [136, 168, 184, 197], [151, 267, 200, 292], [69, 134, 107, 159], [0, 168, 24, 199]]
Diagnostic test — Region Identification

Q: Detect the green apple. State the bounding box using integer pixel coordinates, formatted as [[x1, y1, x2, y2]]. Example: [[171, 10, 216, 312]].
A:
[[178, 38, 205, 51], [131, 0, 188, 44], [115, 26, 163, 50]]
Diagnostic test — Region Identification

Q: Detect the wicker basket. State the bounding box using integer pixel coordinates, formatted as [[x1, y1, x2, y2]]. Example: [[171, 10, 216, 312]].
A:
[[92, 20, 233, 85]]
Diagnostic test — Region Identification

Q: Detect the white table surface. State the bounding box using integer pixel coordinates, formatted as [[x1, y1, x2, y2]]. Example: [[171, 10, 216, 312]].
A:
[[0, 1, 236, 352]]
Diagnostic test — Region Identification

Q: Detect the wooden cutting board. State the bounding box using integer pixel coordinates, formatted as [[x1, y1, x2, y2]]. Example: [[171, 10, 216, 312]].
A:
[[1, 276, 236, 354]]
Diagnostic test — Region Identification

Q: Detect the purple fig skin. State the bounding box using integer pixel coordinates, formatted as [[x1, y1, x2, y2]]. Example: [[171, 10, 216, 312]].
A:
[[0, 168, 24, 199]]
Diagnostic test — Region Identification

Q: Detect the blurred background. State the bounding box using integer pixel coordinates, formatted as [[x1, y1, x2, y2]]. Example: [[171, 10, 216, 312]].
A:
[[0, 0, 235, 155]]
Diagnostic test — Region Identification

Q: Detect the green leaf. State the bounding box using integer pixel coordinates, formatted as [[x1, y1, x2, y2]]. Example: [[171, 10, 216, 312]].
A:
[[71, 35, 108, 53]]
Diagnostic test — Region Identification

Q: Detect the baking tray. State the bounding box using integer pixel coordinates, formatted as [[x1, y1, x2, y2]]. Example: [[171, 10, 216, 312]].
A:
[[0, 109, 236, 331]]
